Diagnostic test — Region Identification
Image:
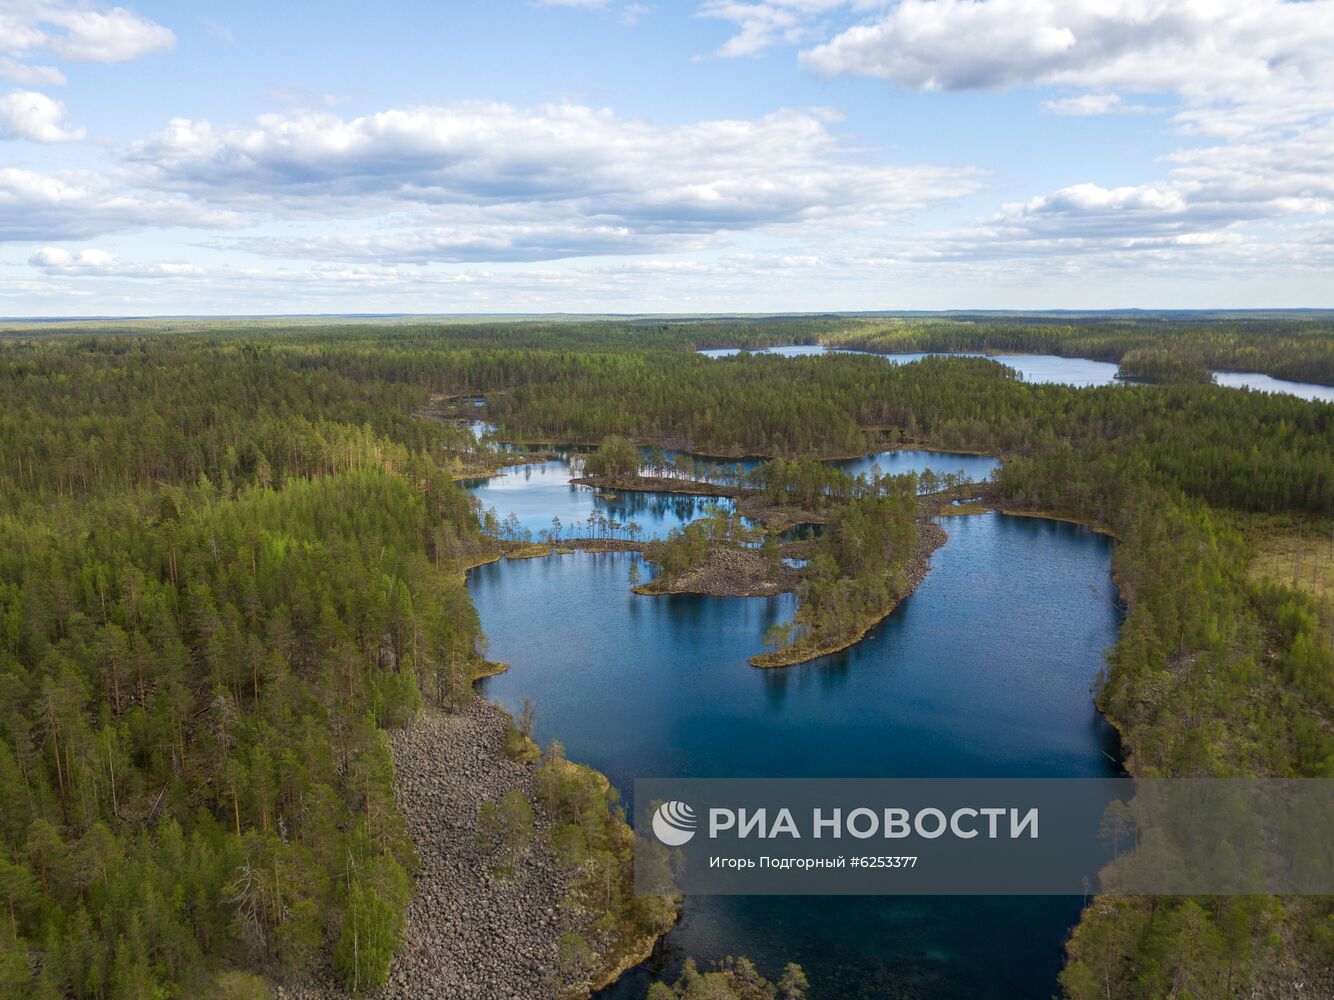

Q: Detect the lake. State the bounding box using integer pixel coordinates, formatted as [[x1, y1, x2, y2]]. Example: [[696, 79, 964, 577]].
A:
[[697, 345, 1334, 400], [465, 460, 1121, 998], [463, 448, 999, 542]]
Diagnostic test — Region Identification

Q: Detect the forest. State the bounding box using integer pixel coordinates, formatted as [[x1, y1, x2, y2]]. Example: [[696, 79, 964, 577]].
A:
[[1115, 348, 1216, 385], [0, 315, 1331, 998], [757, 495, 922, 666], [0, 334, 660, 997]]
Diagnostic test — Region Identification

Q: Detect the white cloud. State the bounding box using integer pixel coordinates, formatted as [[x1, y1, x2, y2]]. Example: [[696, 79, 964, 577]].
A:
[[894, 127, 1334, 265], [10, 229, 1328, 314], [699, 1, 849, 58], [700, 3, 1334, 137], [685, 1, 1334, 273], [27, 245, 204, 276], [977, 113, 1334, 256], [238, 221, 694, 265], [0, 55, 65, 85], [124, 102, 981, 261], [43, 4, 175, 62], [0, 89, 83, 140], [1, 2, 1325, 309], [993, 183, 1251, 244], [799, 1, 1334, 135], [0, 2, 174, 75], [0, 3, 49, 55], [1042, 93, 1148, 117], [0, 167, 242, 241]]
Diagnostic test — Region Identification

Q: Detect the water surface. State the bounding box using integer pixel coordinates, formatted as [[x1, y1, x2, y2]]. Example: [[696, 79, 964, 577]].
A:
[[697, 345, 1120, 386], [463, 458, 730, 541], [697, 345, 1332, 398], [467, 506, 1120, 998], [1211, 370, 1334, 403], [466, 449, 998, 542]]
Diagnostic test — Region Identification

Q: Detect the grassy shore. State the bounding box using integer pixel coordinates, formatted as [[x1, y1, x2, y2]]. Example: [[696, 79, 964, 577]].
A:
[[995, 507, 1118, 538], [506, 542, 555, 559]]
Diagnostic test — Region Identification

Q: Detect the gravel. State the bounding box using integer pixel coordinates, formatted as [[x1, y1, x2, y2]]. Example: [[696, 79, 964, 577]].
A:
[[279, 699, 570, 999]]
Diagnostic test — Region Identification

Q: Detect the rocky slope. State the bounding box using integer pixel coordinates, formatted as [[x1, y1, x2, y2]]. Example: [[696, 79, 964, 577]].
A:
[[280, 700, 570, 999]]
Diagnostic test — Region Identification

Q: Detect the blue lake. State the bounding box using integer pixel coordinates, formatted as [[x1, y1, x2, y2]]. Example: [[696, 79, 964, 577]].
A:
[[462, 457, 732, 541], [1211, 369, 1334, 403], [465, 455, 1121, 998], [463, 449, 998, 542], [697, 345, 1121, 386], [697, 345, 1334, 399]]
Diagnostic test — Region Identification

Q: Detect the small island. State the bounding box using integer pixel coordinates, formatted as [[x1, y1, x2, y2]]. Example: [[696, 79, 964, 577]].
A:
[[567, 436, 965, 668], [635, 506, 804, 597]]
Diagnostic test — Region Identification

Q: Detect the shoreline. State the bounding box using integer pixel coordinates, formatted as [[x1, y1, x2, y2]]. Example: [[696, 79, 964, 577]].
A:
[[484, 430, 1000, 465], [571, 472, 745, 498], [449, 448, 561, 482], [573, 472, 829, 529], [447, 547, 683, 995], [994, 506, 1118, 538]]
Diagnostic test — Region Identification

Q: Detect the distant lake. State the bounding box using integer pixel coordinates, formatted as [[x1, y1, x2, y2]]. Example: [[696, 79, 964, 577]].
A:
[[696, 345, 1120, 386], [1211, 369, 1334, 403], [696, 345, 1334, 399]]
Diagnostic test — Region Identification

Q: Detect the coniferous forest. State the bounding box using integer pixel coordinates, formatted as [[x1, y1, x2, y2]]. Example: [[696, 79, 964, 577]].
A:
[[0, 315, 1331, 999]]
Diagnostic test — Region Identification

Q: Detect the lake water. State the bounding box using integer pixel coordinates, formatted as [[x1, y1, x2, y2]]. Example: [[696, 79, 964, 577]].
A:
[[697, 345, 1333, 399], [697, 345, 1121, 387], [1211, 370, 1334, 403], [465, 457, 1121, 997], [463, 457, 733, 541], [464, 449, 999, 542]]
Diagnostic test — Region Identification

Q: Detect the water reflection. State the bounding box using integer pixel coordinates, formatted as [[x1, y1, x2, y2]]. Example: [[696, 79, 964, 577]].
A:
[[468, 511, 1122, 999], [466, 449, 997, 543]]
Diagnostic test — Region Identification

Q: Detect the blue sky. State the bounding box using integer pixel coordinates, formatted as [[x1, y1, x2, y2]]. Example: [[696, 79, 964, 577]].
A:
[[2, 0, 1332, 314]]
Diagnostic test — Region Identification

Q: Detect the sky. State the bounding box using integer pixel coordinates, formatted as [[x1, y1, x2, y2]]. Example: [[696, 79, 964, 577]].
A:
[[1, 0, 1332, 315]]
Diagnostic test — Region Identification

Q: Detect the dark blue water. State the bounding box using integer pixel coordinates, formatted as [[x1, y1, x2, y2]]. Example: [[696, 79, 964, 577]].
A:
[[464, 450, 998, 542], [466, 507, 1121, 998], [698, 346, 1334, 399]]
